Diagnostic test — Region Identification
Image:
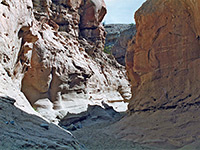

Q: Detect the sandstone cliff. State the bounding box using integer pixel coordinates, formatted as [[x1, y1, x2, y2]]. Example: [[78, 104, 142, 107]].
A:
[[0, 0, 131, 149], [126, 0, 200, 113], [110, 0, 200, 149], [0, 0, 131, 123]]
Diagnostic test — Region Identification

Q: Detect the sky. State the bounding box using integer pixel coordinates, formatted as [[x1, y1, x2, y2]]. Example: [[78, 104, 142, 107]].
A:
[[103, 0, 146, 24]]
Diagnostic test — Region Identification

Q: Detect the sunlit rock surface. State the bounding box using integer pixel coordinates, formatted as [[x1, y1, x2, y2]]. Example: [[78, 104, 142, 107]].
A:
[[110, 0, 200, 149], [126, 0, 200, 113], [0, 0, 131, 123]]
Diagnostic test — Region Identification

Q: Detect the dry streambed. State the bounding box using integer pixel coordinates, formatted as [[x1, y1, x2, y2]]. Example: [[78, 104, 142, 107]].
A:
[[59, 103, 156, 150]]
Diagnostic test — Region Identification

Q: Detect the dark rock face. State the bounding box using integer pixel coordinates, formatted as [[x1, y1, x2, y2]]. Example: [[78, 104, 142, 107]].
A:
[[105, 24, 136, 65], [105, 24, 132, 44], [111, 25, 136, 66], [59, 103, 122, 130], [0, 96, 85, 150]]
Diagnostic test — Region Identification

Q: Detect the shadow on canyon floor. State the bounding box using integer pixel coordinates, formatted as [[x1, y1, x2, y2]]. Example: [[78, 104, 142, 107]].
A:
[[59, 103, 158, 150], [0, 96, 85, 150]]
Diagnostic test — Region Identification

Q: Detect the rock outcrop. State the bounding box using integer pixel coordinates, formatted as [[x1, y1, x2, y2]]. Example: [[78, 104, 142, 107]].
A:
[[0, 96, 85, 149], [111, 25, 136, 65], [105, 24, 133, 47], [0, 0, 131, 123], [126, 0, 200, 112], [104, 24, 136, 65], [0, 0, 37, 114], [59, 102, 122, 131], [110, 0, 200, 149]]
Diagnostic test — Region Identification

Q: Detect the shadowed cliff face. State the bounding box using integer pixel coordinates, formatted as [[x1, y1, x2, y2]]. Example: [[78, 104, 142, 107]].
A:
[[105, 24, 136, 66], [0, 96, 85, 149]]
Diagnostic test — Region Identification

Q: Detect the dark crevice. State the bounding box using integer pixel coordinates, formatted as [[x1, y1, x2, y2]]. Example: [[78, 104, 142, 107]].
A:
[[80, 27, 98, 30], [100, 65, 109, 85], [152, 24, 167, 43], [1, 0, 9, 7]]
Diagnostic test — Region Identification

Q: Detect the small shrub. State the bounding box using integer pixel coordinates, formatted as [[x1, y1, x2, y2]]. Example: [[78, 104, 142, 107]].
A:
[[104, 45, 112, 54]]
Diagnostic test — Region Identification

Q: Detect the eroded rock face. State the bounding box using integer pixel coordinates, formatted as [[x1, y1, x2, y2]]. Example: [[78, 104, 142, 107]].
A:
[[0, 0, 37, 114], [111, 25, 136, 65], [114, 0, 200, 148], [104, 24, 136, 65], [19, 0, 131, 123], [0, 0, 133, 123], [126, 0, 200, 112]]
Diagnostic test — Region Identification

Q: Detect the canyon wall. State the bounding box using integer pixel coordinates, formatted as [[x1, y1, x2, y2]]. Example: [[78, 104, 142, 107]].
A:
[[111, 25, 136, 66], [126, 0, 200, 112], [0, 0, 131, 123], [105, 24, 136, 65], [109, 0, 200, 149]]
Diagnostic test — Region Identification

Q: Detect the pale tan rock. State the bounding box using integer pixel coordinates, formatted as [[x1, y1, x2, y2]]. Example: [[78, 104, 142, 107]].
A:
[[21, 22, 131, 121], [0, 0, 131, 148], [0, 0, 40, 115], [0, 0, 131, 124], [16, 0, 131, 122]]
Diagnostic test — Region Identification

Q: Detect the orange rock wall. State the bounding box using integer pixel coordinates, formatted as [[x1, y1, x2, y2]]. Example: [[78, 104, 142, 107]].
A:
[[126, 0, 200, 112]]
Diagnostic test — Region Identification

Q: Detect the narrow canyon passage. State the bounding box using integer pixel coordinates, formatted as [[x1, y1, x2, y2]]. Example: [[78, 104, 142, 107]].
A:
[[1, 0, 200, 149]]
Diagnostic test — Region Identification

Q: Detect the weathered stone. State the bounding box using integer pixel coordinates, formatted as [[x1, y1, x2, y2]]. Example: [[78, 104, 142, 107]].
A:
[[0, 0, 38, 114], [80, 0, 106, 29], [0, 0, 131, 149], [126, 0, 200, 112], [110, 0, 200, 149], [15, 0, 130, 123], [104, 24, 136, 65], [0, 97, 84, 149], [59, 104, 122, 129], [111, 25, 136, 65]]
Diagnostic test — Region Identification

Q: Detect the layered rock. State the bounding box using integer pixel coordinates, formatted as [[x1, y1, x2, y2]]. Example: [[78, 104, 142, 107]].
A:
[[0, 0, 37, 114], [0, 1, 85, 148], [0, 0, 131, 148], [126, 0, 200, 112], [0, 0, 131, 124], [111, 0, 200, 148]]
